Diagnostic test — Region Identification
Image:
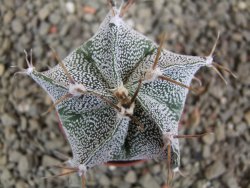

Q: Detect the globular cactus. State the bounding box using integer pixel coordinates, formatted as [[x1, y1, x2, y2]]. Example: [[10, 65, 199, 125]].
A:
[[17, 1, 233, 187]]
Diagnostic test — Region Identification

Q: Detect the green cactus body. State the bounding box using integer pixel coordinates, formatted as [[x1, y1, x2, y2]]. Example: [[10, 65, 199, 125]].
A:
[[23, 9, 212, 176]]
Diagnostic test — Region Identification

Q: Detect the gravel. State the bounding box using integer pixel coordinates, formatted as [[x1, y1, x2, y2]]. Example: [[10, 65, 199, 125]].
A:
[[1, 0, 249, 188], [205, 160, 226, 180], [124, 170, 137, 183]]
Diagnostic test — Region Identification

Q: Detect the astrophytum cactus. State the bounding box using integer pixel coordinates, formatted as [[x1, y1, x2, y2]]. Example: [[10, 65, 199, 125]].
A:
[[17, 1, 233, 187]]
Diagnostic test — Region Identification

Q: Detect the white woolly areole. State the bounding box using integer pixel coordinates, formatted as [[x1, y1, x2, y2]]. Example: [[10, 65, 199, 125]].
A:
[[27, 67, 34, 74], [205, 56, 213, 67], [163, 132, 175, 145], [114, 84, 129, 98], [117, 102, 135, 116], [69, 83, 86, 96], [78, 164, 87, 176], [110, 13, 122, 26], [144, 67, 163, 82]]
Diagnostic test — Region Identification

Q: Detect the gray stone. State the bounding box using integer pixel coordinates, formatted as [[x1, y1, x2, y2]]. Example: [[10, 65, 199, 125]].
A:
[[16, 180, 29, 188], [124, 170, 137, 183], [42, 155, 61, 167], [0, 155, 7, 166], [1, 113, 17, 126], [0, 169, 14, 187], [222, 173, 240, 188], [244, 110, 250, 126], [9, 150, 22, 162], [11, 19, 24, 34], [202, 145, 211, 158], [152, 164, 161, 174], [99, 174, 110, 186], [202, 133, 215, 145], [2, 38, 11, 53], [18, 155, 30, 177], [49, 12, 61, 24], [139, 173, 160, 188], [0, 64, 5, 76], [111, 176, 122, 186], [215, 125, 225, 141], [3, 10, 14, 24], [205, 160, 226, 180], [38, 6, 50, 20], [39, 22, 50, 36]]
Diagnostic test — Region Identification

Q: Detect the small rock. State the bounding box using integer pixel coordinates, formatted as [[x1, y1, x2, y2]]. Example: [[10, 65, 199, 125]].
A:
[[244, 110, 250, 126], [139, 173, 160, 188], [42, 155, 61, 167], [0, 64, 5, 76], [2, 38, 11, 53], [0, 169, 12, 186], [4, 127, 17, 141], [16, 180, 29, 188], [0, 155, 7, 166], [38, 6, 50, 20], [119, 182, 131, 188], [111, 176, 121, 186], [39, 22, 50, 36], [18, 155, 29, 177], [3, 10, 14, 24], [1, 113, 17, 126], [202, 133, 215, 145], [222, 173, 240, 188], [99, 174, 110, 186], [65, 1, 75, 14], [9, 150, 22, 162], [124, 170, 137, 183], [152, 164, 161, 174], [205, 160, 226, 180], [238, 1, 247, 10], [49, 12, 61, 24], [11, 19, 24, 34], [202, 145, 211, 158], [215, 125, 225, 141]]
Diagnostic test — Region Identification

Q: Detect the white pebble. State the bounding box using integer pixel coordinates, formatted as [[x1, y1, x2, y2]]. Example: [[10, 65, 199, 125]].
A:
[[66, 2, 75, 14]]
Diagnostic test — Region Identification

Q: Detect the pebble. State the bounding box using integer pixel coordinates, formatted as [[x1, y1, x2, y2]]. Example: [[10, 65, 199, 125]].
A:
[[18, 155, 30, 177], [1, 113, 17, 126], [38, 6, 50, 20], [65, 1, 75, 14], [124, 170, 137, 183], [0, 155, 7, 166], [0, 64, 5, 76], [8, 150, 22, 162], [139, 173, 160, 188], [205, 160, 226, 180], [215, 124, 226, 141], [202, 145, 211, 158], [238, 1, 247, 10], [39, 22, 50, 36], [152, 164, 161, 174], [99, 174, 110, 186], [42, 155, 61, 167], [49, 12, 61, 24], [16, 180, 29, 188], [244, 110, 250, 126], [11, 19, 24, 34], [1, 169, 14, 187], [3, 10, 14, 24], [222, 173, 240, 188], [202, 133, 215, 145]]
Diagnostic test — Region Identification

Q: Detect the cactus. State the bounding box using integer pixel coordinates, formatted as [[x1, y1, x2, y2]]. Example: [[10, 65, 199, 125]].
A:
[[17, 1, 234, 187]]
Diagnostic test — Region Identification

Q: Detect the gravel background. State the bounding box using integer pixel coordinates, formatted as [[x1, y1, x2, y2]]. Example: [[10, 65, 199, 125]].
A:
[[0, 0, 250, 188]]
